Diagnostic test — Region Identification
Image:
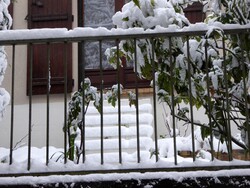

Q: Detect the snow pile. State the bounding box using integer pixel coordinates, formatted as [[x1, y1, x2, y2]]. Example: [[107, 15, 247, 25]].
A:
[[0, 87, 9, 119], [0, 0, 11, 120], [157, 127, 244, 161]]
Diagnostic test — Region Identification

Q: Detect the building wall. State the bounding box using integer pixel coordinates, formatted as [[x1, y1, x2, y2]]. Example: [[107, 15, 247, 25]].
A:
[[1, 0, 79, 148], [0, 1, 239, 149], [3, 0, 79, 105]]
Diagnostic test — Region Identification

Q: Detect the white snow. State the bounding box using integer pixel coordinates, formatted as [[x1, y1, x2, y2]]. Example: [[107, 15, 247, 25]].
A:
[[0, 87, 9, 119], [0, 0, 12, 120], [0, 22, 249, 43], [0, 168, 250, 186], [1, 0, 250, 184]]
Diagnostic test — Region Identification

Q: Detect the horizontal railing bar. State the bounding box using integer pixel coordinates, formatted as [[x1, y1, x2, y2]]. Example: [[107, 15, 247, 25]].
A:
[[0, 165, 250, 178], [0, 26, 249, 45]]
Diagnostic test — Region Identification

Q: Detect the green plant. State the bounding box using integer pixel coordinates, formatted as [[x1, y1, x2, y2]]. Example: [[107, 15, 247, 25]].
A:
[[66, 78, 124, 163]]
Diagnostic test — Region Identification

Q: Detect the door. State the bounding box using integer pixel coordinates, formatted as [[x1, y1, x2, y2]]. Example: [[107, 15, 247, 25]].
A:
[[27, 0, 73, 95]]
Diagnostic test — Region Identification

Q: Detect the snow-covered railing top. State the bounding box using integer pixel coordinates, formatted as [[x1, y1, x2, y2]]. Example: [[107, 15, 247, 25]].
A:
[[1, 22, 250, 45]]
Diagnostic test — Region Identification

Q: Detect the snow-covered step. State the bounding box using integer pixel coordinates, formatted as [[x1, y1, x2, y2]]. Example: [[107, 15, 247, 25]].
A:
[[84, 113, 153, 127], [85, 151, 151, 164], [84, 124, 153, 138], [76, 137, 152, 151], [86, 99, 152, 115], [76, 99, 154, 158]]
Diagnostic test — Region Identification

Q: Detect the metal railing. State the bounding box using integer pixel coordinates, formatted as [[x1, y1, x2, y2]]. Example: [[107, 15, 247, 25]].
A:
[[1, 25, 250, 177]]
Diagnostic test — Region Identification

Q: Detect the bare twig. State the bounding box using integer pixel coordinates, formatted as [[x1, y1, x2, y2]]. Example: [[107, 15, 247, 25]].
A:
[[12, 124, 35, 150]]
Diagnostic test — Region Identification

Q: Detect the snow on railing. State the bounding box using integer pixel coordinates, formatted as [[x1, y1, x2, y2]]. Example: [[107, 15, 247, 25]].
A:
[[0, 22, 249, 44]]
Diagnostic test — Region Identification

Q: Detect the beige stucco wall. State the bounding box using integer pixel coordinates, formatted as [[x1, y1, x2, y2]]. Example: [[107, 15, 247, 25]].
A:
[[3, 0, 79, 105], [1, 0, 79, 148]]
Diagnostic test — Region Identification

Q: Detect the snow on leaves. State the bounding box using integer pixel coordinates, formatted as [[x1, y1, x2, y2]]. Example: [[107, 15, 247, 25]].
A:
[[0, 0, 11, 120], [107, 0, 250, 150]]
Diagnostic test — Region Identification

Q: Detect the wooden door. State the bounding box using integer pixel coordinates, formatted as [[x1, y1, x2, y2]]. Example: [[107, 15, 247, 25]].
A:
[[27, 0, 73, 95]]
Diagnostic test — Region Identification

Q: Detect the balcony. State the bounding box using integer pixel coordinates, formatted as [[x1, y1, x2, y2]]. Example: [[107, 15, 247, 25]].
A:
[[1, 24, 250, 186]]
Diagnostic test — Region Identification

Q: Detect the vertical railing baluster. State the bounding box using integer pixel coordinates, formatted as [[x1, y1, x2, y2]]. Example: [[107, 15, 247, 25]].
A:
[[186, 37, 196, 161], [169, 37, 177, 165], [204, 39, 214, 161], [28, 44, 33, 171], [116, 39, 122, 164], [81, 41, 86, 163], [151, 38, 159, 162], [64, 42, 68, 164], [9, 44, 15, 165], [241, 34, 250, 159], [222, 35, 233, 161], [46, 43, 51, 166], [134, 38, 140, 163], [99, 40, 104, 165]]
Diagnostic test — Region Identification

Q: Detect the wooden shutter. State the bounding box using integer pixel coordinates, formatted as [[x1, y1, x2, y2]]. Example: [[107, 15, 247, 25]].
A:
[[27, 0, 73, 95]]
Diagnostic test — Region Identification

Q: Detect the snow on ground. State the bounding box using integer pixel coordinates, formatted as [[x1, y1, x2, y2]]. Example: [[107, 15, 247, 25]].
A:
[[0, 145, 250, 186], [0, 138, 249, 175]]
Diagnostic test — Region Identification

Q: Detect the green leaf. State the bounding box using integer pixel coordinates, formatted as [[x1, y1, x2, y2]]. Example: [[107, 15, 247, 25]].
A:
[[150, 0, 155, 7], [133, 0, 140, 8], [201, 126, 210, 140], [122, 17, 129, 22]]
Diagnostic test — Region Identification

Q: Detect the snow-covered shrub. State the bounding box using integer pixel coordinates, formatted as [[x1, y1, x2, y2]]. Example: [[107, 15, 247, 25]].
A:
[[66, 78, 123, 162], [0, 0, 12, 119], [203, 0, 250, 149], [107, 0, 250, 153]]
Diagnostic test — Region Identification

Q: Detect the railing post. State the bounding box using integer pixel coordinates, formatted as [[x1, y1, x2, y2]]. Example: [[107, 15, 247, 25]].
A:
[[81, 40, 86, 164], [204, 38, 214, 161], [222, 35, 233, 161], [169, 36, 178, 165], [64, 41, 68, 164], [9, 44, 15, 165], [116, 39, 122, 164], [241, 33, 250, 159], [186, 36, 196, 161], [151, 37, 159, 162], [46, 42, 51, 166], [28, 43, 33, 171], [99, 40, 104, 165], [134, 38, 140, 163]]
